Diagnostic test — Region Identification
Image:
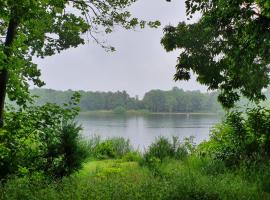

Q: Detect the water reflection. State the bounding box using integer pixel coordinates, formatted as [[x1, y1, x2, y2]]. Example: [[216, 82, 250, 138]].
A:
[[78, 114, 221, 150]]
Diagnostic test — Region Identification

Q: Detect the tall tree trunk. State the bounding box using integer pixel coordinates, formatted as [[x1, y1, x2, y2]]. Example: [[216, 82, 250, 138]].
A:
[[0, 69, 8, 128], [0, 18, 19, 127]]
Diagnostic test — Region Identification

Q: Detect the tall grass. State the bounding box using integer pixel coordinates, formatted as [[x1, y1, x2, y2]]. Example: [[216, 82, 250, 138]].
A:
[[0, 156, 265, 200], [85, 135, 134, 159], [1, 136, 270, 199]]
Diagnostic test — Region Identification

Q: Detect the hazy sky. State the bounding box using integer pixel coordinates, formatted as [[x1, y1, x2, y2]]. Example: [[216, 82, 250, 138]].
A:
[[35, 0, 207, 98]]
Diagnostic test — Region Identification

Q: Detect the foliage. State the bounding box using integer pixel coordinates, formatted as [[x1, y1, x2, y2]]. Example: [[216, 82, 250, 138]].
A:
[[53, 122, 88, 178], [0, 157, 265, 200], [234, 160, 270, 194], [142, 136, 195, 168], [0, 93, 88, 179], [87, 137, 133, 160], [122, 151, 142, 162], [142, 88, 222, 113], [143, 137, 174, 164], [94, 140, 117, 159], [0, 0, 160, 107], [113, 106, 127, 115], [198, 107, 270, 167], [29, 87, 222, 113], [161, 1, 270, 108]]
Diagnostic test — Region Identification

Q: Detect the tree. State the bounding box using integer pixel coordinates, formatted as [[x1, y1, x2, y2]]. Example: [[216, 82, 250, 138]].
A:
[[143, 90, 166, 112], [161, 0, 270, 108], [0, 0, 160, 127]]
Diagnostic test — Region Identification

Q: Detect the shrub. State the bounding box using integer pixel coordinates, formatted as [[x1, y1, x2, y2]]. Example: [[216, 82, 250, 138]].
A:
[[143, 137, 174, 163], [45, 122, 88, 178], [94, 140, 116, 159], [174, 136, 195, 159], [0, 93, 88, 180], [122, 151, 142, 162], [91, 137, 133, 159], [201, 159, 227, 176], [198, 107, 270, 167], [142, 136, 194, 168], [109, 137, 132, 157], [113, 106, 127, 114]]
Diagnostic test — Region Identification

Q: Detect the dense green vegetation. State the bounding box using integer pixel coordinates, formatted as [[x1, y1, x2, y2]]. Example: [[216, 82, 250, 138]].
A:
[[29, 87, 222, 113], [1, 158, 267, 200], [2, 109, 270, 199], [1, 0, 270, 199], [2, 91, 270, 199], [162, 0, 270, 108], [0, 93, 89, 180]]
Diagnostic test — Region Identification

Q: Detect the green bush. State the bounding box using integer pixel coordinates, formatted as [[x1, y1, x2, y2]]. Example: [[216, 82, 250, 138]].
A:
[[0, 93, 88, 180], [90, 137, 133, 159], [122, 151, 142, 162], [201, 159, 227, 176], [46, 122, 88, 178], [94, 140, 116, 159], [198, 107, 270, 167], [110, 137, 132, 157], [113, 106, 127, 114], [142, 136, 194, 168], [143, 137, 174, 163], [237, 160, 270, 194]]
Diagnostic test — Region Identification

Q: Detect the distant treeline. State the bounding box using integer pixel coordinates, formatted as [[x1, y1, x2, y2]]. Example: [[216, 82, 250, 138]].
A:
[[29, 87, 222, 113]]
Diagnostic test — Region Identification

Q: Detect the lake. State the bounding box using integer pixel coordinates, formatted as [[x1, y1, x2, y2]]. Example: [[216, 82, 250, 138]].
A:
[[78, 113, 222, 150]]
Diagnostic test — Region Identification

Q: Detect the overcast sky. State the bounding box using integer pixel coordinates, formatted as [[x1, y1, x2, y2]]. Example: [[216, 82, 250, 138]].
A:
[[35, 0, 207, 98]]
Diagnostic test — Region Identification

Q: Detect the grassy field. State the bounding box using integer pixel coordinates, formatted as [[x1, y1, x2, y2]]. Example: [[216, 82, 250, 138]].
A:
[[1, 157, 269, 200]]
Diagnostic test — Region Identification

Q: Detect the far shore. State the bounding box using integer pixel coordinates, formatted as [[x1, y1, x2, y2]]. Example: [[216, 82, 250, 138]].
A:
[[150, 112, 219, 115], [79, 110, 221, 116]]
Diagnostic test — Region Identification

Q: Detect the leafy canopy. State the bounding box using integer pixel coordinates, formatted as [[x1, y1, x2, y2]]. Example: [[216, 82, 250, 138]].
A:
[[0, 0, 160, 106], [161, 0, 270, 108]]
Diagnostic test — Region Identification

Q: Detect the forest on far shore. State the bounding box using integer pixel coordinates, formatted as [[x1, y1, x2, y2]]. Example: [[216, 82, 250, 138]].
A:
[[28, 87, 223, 113], [27, 87, 270, 114]]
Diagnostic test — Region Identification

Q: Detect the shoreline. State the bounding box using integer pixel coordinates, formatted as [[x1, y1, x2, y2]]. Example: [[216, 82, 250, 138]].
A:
[[79, 110, 221, 116], [150, 112, 219, 115]]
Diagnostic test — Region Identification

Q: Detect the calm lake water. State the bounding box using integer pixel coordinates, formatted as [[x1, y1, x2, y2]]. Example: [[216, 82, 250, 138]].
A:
[[78, 114, 222, 150]]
